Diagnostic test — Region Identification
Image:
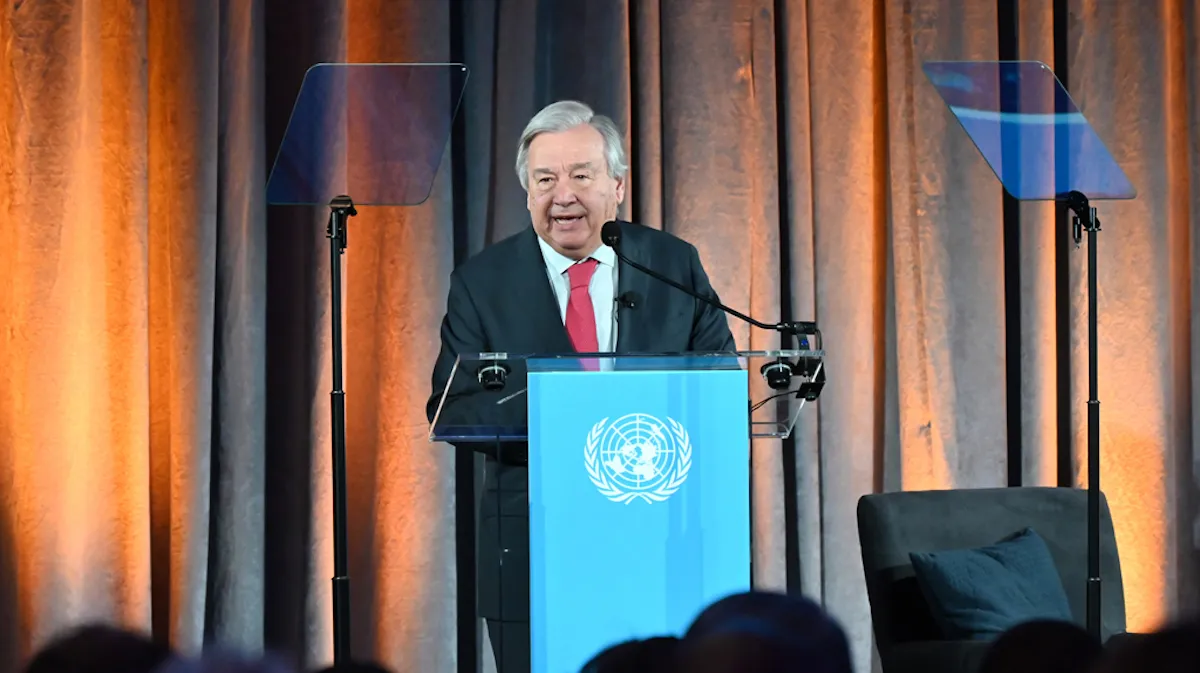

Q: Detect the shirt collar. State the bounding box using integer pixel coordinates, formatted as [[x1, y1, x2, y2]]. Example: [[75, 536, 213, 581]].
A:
[[536, 234, 616, 276]]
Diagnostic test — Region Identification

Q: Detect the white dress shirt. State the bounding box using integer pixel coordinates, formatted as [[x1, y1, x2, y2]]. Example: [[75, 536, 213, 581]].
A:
[[537, 236, 619, 355]]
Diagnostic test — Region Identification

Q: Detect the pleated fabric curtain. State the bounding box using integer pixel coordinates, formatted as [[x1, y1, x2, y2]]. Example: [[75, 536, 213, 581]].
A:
[[0, 2, 1196, 673]]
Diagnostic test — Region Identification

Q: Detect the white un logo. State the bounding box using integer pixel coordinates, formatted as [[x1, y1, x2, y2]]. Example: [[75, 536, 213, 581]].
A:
[[584, 413, 692, 504]]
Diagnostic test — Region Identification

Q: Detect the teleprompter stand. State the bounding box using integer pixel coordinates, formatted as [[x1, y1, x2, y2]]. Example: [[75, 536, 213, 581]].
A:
[[923, 60, 1136, 641], [1063, 190, 1102, 638], [327, 194, 356, 658], [266, 63, 469, 662]]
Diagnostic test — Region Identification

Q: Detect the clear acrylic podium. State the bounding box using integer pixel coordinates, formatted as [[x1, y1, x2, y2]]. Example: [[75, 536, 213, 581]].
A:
[[429, 350, 824, 673], [922, 59, 1135, 640], [265, 62, 469, 663]]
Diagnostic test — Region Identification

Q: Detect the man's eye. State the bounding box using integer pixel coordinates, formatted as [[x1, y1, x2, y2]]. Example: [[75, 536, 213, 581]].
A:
[[573, 174, 590, 180]]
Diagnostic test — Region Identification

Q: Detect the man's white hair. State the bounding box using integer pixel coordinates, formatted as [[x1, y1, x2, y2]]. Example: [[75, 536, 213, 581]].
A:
[[515, 100, 628, 190]]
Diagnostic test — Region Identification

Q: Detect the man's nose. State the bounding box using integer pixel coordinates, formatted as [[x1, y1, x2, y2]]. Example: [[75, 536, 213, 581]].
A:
[[552, 181, 578, 204]]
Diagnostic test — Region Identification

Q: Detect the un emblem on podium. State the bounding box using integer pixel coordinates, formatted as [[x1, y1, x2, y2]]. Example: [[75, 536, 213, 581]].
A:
[[584, 413, 693, 504]]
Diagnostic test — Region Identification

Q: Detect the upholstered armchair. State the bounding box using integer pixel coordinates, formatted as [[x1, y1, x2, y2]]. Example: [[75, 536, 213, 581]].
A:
[[857, 487, 1127, 673]]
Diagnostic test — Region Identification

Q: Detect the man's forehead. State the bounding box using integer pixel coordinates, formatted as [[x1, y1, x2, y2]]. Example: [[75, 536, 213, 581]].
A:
[[532, 161, 596, 174]]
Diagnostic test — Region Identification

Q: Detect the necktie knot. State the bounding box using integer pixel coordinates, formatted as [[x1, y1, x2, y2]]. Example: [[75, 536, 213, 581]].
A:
[[567, 258, 599, 290]]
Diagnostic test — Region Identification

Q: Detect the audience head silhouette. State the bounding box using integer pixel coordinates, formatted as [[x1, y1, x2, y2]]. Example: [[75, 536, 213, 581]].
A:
[[39, 597, 1200, 673], [677, 591, 852, 673], [23, 624, 171, 673], [156, 648, 295, 673], [1100, 617, 1200, 673], [979, 620, 1102, 673], [579, 636, 679, 673], [310, 661, 392, 673]]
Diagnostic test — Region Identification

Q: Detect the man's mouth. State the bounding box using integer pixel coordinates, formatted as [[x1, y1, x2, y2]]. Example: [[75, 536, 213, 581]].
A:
[[553, 215, 585, 226]]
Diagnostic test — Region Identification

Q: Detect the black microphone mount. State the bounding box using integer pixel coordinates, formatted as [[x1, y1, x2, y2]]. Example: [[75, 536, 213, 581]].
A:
[[600, 221, 824, 398], [477, 361, 510, 391]]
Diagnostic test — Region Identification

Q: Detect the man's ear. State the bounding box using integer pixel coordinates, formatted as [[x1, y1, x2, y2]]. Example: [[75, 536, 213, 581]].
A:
[[614, 175, 626, 204]]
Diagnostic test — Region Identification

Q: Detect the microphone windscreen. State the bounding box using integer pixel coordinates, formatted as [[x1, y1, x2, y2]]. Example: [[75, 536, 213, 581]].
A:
[[601, 221, 622, 247]]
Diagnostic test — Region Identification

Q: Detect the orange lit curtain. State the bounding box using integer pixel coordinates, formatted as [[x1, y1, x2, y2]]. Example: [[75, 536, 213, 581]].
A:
[[1, 1, 1197, 673]]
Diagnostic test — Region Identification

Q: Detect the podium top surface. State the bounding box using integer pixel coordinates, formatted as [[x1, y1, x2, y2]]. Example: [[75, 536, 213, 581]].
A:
[[462, 349, 822, 368], [922, 60, 1135, 201], [266, 63, 469, 207], [429, 350, 825, 443]]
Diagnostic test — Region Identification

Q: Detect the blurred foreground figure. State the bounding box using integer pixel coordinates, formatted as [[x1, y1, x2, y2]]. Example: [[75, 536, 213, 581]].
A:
[[23, 624, 172, 673], [310, 660, 392, 673], [1100, 617, 1200, 673], [579, 636, 679, 673], [157, 648, 296, 673], [676, 591, 852, 673], [979, 620, 1102, 673]]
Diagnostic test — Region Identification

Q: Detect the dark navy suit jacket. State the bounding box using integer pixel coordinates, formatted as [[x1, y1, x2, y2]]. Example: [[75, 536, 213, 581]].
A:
[[425, 219, 736, 621]]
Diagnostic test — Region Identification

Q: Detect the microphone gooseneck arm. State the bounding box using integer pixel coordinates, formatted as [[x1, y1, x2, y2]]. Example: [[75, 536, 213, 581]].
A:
[[601, 220, 824, 396], [600, 221, 819, 345], [620, 252, 816, 337]]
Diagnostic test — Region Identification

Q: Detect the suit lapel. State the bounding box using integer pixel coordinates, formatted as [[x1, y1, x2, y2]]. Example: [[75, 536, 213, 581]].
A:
[[511, 223, 658, 355], [615, 221, 653, 353], [511, 228, 575, 353]]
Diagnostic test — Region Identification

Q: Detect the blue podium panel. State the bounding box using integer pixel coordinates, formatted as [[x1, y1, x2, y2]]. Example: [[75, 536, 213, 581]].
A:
[[527, 367, 751, 673]]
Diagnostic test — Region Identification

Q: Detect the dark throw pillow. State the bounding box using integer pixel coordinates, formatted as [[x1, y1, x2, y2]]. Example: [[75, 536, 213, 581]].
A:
[[908, 527, 1074, 640]]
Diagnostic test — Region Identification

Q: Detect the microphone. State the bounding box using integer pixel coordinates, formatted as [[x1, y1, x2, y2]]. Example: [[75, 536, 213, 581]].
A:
[[615, 291, 640, 309], [601, 220, 821, 391]]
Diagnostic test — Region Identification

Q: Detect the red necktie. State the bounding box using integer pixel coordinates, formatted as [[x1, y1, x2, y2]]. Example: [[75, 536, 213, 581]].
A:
[[565, 259, 600, 362]]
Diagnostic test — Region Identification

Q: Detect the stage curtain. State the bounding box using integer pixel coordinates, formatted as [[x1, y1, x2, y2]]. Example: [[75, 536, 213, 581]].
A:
[[1, 1, 1197, 673]]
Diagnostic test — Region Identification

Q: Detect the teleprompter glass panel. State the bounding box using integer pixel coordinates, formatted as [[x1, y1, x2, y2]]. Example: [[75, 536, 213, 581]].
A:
[[922, 60, 1135, 201], [266, 62, 469, 206]]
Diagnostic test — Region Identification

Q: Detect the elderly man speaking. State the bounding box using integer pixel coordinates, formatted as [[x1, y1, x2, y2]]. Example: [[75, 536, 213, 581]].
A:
[[427, 100, 735, 672]]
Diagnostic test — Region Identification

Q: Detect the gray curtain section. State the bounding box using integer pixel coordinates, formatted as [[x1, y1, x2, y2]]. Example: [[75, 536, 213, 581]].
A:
[[1064, 0, 1200, 625], [146, 0, 269, 651], [0, 2, 1197, 673], [210, 0, 269, 649]]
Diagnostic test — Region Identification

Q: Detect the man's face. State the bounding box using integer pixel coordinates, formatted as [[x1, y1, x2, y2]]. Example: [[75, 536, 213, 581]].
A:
[[526, 124, 626, 259]]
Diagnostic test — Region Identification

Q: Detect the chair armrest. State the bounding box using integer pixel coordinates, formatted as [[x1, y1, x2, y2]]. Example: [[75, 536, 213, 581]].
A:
[[883, 640, 992, 673]]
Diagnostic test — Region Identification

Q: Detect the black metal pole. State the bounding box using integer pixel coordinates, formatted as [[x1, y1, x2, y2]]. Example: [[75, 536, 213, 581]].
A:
[[1085, 214, 1101, 641], [328, 194, 357, 663], [1066, 190, 1101, 641]]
